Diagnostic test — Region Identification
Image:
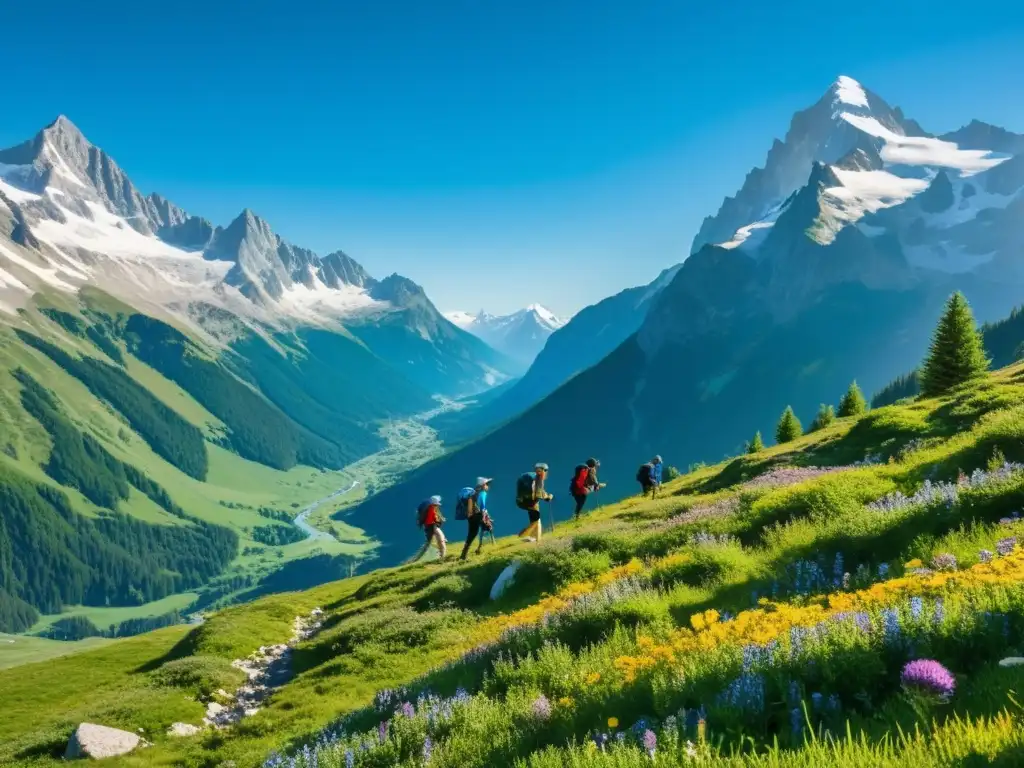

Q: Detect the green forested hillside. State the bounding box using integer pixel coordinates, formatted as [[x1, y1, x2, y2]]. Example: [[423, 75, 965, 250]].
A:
[[15, 329, 210, 480], [0, 296, 383, 638]]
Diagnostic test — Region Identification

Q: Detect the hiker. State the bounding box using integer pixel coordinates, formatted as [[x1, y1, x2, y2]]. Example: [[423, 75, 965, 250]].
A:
[[637, 455, 664, 497], [516, 462, 553, 543], [414, 494, 447, 561], [570, 458, 606, 519], [459, 476, 493, 561]]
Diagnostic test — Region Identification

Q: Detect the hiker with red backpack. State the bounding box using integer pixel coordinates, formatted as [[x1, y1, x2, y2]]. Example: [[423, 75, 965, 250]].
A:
[[458, 477, 495, 561], [637, 455, 664, 498], [570, 458, 606, 519], [516, 462, 553, 543], [414, 494, 447, 561]]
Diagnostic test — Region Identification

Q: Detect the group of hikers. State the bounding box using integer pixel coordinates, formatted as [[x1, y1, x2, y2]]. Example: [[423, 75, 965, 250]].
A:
[[414, 455, 665, 562]]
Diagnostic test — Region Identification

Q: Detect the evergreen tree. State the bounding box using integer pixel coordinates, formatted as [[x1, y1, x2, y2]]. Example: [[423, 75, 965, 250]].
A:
[[809, 403, 835, 432], [746, 431, 764, 454], [920, 292, 990, 397], [775, 406, 803, 444], [837, 381, 867, 417]]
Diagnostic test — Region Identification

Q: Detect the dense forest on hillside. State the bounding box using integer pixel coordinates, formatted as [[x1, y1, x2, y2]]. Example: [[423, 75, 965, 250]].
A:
[[0, 465, 236, 632], [0, 372, 237, 632], [121, 315, 359, 470], [15, 330, 208, 479]]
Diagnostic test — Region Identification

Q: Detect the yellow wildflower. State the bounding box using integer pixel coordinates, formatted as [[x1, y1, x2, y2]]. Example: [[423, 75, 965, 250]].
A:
[[558, 696, 574, 708], [608, 717, 619, 728], [905, 558, 924, 569], [586, 672, 601, 685]]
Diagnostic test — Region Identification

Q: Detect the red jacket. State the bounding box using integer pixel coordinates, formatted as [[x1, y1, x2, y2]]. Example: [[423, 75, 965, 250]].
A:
[[423, 504, 440, 526]]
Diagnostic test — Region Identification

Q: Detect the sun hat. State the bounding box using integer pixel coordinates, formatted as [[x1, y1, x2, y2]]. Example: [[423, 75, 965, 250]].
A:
[[475, 476, 492, 488], [429, 495, 442, 505], [535, 462, 549, 471]]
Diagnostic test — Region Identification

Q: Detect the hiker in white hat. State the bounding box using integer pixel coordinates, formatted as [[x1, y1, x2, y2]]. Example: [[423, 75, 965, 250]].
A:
[[459, 476, 493, 561]]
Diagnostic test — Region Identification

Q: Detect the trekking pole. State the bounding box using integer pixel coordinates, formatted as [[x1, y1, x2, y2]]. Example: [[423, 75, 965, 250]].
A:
[[548, 497, 556, 533]]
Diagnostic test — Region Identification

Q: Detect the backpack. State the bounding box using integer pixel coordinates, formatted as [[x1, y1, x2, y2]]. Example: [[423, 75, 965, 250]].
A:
[[636, 463, 653, 484], [516, 472, 536, 506], [416, 500, 433, 527], [570, 464, 589, 495], [455, 487, 476, 521]]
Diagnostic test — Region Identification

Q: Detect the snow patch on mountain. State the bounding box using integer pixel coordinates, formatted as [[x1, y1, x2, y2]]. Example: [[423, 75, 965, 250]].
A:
[[833, 76, 869, 109], [443, 310, 477, 328], [838, 113, 1008, 175], [823, 169, 929, 222]]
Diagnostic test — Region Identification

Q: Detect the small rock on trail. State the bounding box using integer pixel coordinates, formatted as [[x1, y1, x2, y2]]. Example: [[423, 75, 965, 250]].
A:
[[167, 722, 201, 737], [65, 723, 141, 759]]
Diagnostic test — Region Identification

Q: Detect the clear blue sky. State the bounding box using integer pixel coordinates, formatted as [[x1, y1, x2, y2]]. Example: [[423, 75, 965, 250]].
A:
[[3, 1, 1023, 317]]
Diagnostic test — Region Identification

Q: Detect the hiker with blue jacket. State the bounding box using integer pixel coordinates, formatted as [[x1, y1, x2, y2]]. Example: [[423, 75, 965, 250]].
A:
[[459, 477, 493, 561], [517, 462, 553, 543], [637, 455, 664, 497]]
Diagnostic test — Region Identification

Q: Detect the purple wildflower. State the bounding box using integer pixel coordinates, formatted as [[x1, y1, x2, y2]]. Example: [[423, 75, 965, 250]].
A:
[[827, 693, 841, 712], [592, 732, 609, 751], [931, 553, 958, 572], [423, 736, 433, 762], [980, 549, 994, 564], [642, 729, 657, 757], [878, 563, 890, 578], [345, 749, 354, 768], [901, 659, 956, 700], [532, 694, 551, 720], [378, 719, 388, 744], [401, 701, 415, 718], [997, 537, 1017, 556], [811, 692, 823, 711]]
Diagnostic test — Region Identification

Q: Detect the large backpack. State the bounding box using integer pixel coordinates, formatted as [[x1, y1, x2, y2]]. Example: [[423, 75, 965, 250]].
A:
[[636, 463, 653, 484], [416, 499, 433, 527], [570, 464, 589, 496], [455, 487, 476, 521], [516, 472, 536, 506]]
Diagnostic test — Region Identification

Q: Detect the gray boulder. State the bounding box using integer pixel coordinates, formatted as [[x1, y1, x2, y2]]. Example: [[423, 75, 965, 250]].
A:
[[65, 723, 140, 759]]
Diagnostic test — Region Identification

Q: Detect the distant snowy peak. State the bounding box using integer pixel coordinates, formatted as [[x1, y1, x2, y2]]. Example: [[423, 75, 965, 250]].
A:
[[444, 304, 565, 364], [523, 303, 565, 331]]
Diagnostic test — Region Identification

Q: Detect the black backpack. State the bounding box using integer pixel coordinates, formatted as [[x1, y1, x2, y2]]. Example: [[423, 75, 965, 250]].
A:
[[516, 472, 536, 506], [636, 463, 653, 484]]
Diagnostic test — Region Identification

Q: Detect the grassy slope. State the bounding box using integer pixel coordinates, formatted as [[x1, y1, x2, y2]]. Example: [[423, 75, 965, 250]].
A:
[[8, 362, 1024, 766]]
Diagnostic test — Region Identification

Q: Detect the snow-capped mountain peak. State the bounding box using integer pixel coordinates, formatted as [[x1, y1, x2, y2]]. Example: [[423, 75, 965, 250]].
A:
[[697, 75, 1018, 264], [444, 304, 565, 365]]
